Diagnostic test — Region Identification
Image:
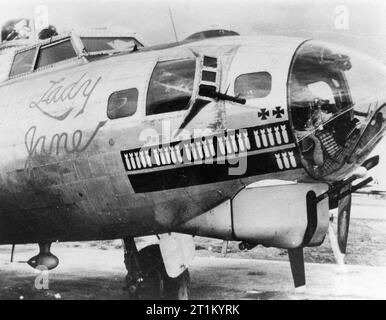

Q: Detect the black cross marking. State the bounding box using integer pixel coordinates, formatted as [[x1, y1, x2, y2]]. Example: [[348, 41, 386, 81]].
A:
[[258, 108, 269, 120], [273, 106, 284, 118]]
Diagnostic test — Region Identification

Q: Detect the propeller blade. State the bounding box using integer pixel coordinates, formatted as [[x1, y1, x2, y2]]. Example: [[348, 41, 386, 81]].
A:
[[288, 248, 305, 288], [337, 184, 352, 254]]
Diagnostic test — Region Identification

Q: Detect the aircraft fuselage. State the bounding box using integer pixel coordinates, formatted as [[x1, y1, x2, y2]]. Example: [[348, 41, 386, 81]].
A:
[[0, 35, 385, 245]]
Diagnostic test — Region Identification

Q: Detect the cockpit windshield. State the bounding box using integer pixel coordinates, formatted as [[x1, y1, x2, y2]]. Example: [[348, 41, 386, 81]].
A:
[[289, 40, 386, 179], [81, 37, 143, 53]]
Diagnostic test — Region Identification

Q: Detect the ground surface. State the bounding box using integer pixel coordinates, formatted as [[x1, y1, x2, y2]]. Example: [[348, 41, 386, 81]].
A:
[[0, 194, 385, 300]]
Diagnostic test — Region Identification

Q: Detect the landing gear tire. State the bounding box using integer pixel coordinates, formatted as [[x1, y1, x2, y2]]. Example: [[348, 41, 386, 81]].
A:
[[129, 244, 190, 300]]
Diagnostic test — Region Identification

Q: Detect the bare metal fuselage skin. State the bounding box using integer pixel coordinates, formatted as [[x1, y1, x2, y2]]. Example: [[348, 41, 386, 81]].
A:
[[0, 35, 384, 245]]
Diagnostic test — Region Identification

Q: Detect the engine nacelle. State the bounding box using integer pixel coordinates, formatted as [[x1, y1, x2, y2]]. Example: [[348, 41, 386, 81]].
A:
[[178, 181, 330, 249]]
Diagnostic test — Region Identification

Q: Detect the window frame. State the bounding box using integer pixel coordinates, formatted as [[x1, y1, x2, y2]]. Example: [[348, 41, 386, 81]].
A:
[[234, 71, 272, 99], [8, 33, 81, 79], [80, 36, 143, 53], [145, 58, 197, 117], [107, 88, 139, 120], [34, 38, 78, 71], [9, 46, 38, 78]]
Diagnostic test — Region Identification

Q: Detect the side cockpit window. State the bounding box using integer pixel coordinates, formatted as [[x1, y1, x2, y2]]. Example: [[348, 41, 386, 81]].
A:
[[9, 37, 77, 79], [146, 58, 195, 115], [36, 39, 77, 69], [234, 72, 272, 99], [9, 47, 37, 77], [107, 88, 138, 119]]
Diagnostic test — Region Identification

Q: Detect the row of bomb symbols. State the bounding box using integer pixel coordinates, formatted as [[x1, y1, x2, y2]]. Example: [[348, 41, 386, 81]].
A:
[[216, 131, 251, 156], [253, 124, 289, 148], [123, 144, 188, 171], [182, 131, 252, 160], [123, 147, 298, 172], [122, 123, 293, 172], [123, 131, 254, 171], [275, 151, 297, 170]]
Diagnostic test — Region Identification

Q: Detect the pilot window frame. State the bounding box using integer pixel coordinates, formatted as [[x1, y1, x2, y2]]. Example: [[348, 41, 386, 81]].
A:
[[234, 71, 272, 99], [8, 34, 80, 80], [9, 46, 38, 78], [107, 88, 139, 120], [34, 38, 78, 70], [146, 58, 196, 116]]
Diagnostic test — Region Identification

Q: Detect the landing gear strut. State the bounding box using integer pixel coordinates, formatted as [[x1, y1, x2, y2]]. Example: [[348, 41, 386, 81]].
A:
[[123, 237, 190, 300]]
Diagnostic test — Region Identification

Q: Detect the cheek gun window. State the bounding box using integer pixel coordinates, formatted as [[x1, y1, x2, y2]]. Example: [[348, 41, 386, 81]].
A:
[[146, 59, 195, 115], [234, 72, 272, 99], [107, 88, 138, 119]]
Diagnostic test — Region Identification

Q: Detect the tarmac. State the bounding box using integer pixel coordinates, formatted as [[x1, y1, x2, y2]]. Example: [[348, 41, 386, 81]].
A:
[[0, 194, 385, 300], [1, 246, 386, 300]]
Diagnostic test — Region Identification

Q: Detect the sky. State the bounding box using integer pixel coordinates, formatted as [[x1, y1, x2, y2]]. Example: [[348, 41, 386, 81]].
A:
[[1, 0, 386, 53], [1, 0, 386, 183]]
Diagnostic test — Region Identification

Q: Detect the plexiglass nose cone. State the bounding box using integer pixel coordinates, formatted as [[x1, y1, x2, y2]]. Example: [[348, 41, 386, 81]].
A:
[[288, 40, 386, 180]]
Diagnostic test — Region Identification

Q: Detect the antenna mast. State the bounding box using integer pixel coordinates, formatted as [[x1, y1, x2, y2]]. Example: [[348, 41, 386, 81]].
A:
[[167, 1, 178, 42]]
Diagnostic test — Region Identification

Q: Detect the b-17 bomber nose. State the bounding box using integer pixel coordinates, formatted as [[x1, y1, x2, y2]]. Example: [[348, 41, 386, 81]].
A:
[[288, 40, 386, 181]]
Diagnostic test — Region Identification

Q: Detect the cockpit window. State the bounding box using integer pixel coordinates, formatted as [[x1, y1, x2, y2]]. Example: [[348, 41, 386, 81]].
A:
[[81, 37, 143, 52], [107, 88, 138, 119], [36, 39, 76, 69], [288, 40, 386, 179], [9, 47, 36, 77], [146, 58, 195, 115], [234, 72, 271, 99]]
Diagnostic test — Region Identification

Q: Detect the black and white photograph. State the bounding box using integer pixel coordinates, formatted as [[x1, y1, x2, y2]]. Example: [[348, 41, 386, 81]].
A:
[[0, 0, 386, 306]]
